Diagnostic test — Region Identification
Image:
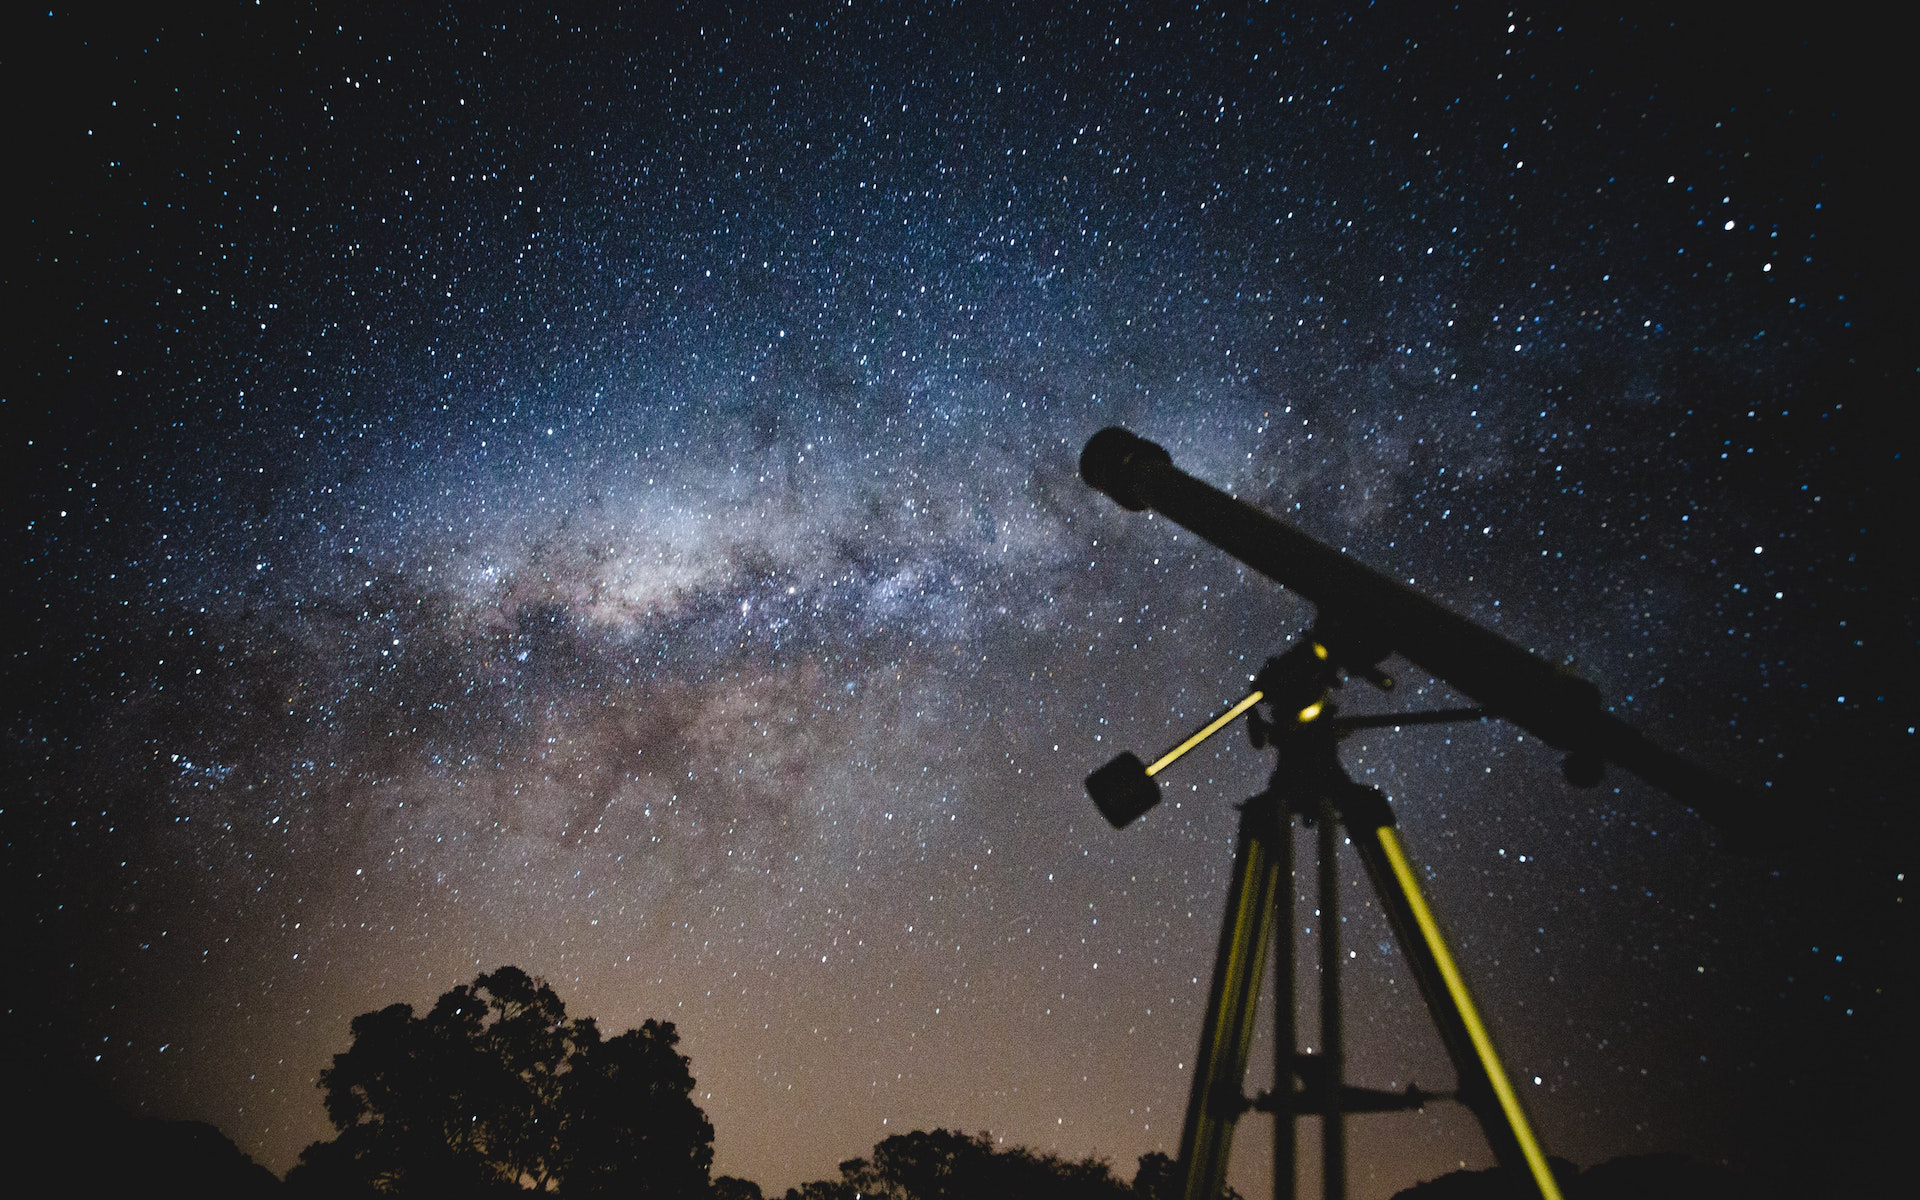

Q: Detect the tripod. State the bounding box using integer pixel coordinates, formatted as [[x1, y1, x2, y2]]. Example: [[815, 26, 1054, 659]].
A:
[[1088, 638, 1565, 1200]]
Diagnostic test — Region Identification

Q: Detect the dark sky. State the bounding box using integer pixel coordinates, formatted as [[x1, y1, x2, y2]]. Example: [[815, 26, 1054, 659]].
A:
[[9, 4, 1909, 1196]]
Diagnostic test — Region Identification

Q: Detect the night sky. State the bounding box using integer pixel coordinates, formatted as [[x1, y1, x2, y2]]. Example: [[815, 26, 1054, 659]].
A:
[[9, 4, 1909, 1197]]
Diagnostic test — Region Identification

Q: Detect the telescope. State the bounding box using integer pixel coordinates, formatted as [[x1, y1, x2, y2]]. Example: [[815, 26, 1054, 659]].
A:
[[1080, 425, 1758, 836], [1075, 427, 1766, 1200]]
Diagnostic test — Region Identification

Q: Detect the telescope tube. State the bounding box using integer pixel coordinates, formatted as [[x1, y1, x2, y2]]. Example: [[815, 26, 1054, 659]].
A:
[[1080, 426, 1752, 832]]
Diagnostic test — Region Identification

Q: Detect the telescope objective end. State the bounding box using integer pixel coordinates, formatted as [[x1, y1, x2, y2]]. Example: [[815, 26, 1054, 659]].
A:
[[1080, 427, 1171, 511]]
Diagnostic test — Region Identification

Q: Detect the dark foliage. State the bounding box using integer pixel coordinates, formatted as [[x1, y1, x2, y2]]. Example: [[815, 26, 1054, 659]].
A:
[[1387, 1153, 1748, 1200], [1129, 1152, 1179, 1200], [560, 1021, 715, 1199], [776, 1129, 1240, 1200], [286, 966, 712, 1198]]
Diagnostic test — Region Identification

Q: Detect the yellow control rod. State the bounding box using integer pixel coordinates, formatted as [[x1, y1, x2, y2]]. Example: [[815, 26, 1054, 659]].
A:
[[1145, 690, 1266, 777]]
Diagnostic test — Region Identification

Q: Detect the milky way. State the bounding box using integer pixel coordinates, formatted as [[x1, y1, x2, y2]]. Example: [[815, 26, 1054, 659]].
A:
[[11, 5, 1907, 1196]]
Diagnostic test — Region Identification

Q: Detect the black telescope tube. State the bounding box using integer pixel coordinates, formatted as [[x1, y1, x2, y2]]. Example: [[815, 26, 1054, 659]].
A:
[[1081, 426, 1750, 831]]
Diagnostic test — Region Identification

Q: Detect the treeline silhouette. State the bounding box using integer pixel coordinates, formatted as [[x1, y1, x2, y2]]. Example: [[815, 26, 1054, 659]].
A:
[[279, 966, 1197, 1199], [778, 1128, 1221, 1200], [20, 966, 1749, 1198], [1384, 1155, 1744, 1200]]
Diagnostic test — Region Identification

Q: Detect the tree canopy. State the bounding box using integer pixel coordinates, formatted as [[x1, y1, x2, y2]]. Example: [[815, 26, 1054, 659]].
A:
[[776, 1130, 1226, 1200], [276, 969, 1741, 1199], [287, 966, 713, 1198]]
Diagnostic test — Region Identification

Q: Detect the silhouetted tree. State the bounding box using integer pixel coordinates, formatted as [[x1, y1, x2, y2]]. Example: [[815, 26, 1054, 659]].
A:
[[1130, 1152, 1179, 1200], [783, 1129, 1134, 1200], [287, 966, 714, 1198], [853, 1129, 992, 1200], [289, 998, 517, 1197], [1127, 1150, 1242, 1200], [559, 1020, 714, 1199], [781, 1182, 857, 1200], [712, 1178, 766, 1200]]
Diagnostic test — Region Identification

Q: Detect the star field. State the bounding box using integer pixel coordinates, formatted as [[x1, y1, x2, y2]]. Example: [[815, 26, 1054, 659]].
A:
[[10, 5, 1908, 1197]]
